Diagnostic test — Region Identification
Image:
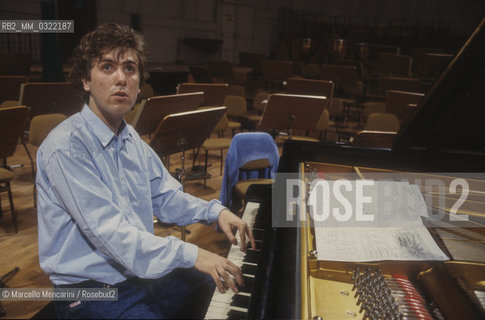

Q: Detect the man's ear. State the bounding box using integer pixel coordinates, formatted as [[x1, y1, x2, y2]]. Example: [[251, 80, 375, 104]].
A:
[[82, 78, 90, 92]]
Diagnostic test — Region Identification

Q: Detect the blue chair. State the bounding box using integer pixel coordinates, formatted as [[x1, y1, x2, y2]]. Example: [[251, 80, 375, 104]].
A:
[[219, 132, 279, 211]]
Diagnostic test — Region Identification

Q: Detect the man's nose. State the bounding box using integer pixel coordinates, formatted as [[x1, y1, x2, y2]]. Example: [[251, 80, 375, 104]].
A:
[[114, 67, 127, 85]]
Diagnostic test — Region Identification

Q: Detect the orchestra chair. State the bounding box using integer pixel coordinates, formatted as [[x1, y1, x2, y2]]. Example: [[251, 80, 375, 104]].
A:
[[188, 65, 212, 83], [0, 106, 29, 233], [246, 91, 270, 125], [0, 76, 28, 105], [219, 132, 279, 212], [385, 90, 424, 123], [19, 82, 83, 119], [261, 60, 295, 89], [365, 112, 400, 132], [350, 130, 396, 149], [139, 82, 154, 100], [361, 101, 386, 122], [124, 99, 146, 126], [371, 53, 412, 78], [206, 60, 235, 84], [223, 95, 256, 131], [284, 109, 336, 142], [200, 112, 233, 185], [302, 63, 321, 79], [319, 64, 363, 101], [379, 76, 421, 96], [176, 83, 229, 107], [23, 113, 67, 208]]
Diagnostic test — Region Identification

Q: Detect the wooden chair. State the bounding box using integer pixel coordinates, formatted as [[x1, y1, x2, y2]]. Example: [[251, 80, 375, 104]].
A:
[[0, 76, 28, 105], [176, 83, 229, 107], [365, 113, 400, 132], [319, 64, 362, 100], [379, 77, 421, 96], [219, 132, 279, 212], [372, 53, 412, 77], [0, 106, 29, 233], [23, 113, 67, 207], [19, 82, 83, 118], [206, 60, 235, 84], [200, 112, 232, 181], [385, 90, 425, 123], [261, 60, 295, 89], [350, 130, 396, 148]]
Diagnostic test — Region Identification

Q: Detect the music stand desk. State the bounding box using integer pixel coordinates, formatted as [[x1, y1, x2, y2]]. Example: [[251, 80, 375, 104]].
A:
[[259, 93, 327, 139]]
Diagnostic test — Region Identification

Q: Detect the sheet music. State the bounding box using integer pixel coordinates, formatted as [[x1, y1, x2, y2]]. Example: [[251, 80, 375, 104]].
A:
[[312, 181, 449, 261], [315, 226, 449, 261]]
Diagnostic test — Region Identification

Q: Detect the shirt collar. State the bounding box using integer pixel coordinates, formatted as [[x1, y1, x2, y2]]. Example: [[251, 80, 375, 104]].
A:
[[81, 105, 132, 148]]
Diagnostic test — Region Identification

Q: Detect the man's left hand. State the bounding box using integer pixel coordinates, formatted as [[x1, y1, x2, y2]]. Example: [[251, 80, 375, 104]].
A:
[[217, 209, 255, 252]]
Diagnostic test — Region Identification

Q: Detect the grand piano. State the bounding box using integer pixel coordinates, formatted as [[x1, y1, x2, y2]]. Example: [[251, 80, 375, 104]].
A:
[[205, 17, 485, 319]]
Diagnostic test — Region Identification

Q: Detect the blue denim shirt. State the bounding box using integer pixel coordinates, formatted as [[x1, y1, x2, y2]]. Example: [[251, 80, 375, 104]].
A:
[[36, 105, 225, 285]]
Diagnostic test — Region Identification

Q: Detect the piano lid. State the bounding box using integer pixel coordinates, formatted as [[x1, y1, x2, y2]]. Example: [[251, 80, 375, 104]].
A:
[[394, 16, 485, 155]]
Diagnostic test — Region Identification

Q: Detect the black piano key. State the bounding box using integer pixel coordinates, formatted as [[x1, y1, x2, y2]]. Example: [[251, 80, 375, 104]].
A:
[[239, 276, 255, 293], [243, 249, 260, 263], [227, 309, 247, 319], [241, 263, 258, 275], [230, 294, 251, 308], [252, 228, 264, 240]]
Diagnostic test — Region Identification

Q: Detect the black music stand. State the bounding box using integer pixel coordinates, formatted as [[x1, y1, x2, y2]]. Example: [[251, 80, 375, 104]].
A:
[[149, 107, 226, 240], [258, 93, 327, 139]]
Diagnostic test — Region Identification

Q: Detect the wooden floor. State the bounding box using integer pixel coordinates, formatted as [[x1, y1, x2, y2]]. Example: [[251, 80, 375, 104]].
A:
[[0, 137, 234, 319]]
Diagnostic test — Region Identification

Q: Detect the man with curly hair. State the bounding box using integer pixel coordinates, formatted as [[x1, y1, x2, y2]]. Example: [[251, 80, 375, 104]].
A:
[[36, 23, 254, 319]]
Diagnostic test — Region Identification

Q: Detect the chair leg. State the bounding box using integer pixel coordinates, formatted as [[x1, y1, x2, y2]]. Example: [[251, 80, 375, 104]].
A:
[[220, 150, 223, 175], [204, 150, 208, 189], [22, 141, 35, 179], [33, 183, 37, 209], [6, 182, 17, 233]]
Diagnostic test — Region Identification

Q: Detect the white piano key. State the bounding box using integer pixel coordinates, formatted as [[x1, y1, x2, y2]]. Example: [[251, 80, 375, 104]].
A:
[[206, 201, 261, 319]]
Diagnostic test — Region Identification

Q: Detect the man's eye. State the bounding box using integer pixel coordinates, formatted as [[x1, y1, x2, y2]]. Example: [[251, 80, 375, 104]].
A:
[[102, 64, 112, 71], [125, 65, 136, 72]]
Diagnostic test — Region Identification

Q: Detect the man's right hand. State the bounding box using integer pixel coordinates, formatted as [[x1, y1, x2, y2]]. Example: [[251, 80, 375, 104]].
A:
[[194, 248, 243, 294]]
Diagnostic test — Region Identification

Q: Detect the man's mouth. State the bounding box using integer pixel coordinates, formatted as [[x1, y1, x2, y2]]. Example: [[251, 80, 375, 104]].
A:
[[113, 91, 128, 97]]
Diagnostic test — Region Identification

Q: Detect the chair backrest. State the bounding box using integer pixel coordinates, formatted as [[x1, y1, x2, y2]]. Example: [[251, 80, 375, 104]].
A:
[[188, 65, 212, 83], [19, 82, 83, 118], [177, 83, 229, 106], [206, 60, 234, 83], [379, 77, 421, 96], [351, 130, 396, 148], [0, 106, 29, 159], [373, 53, 412, 77], [219, 132, 279, 208], [385, 90, 425, 122], [29, 113, 67, 147], [133, 92, 204, 136], [320, 64, 359, 91], [223, 95, 247, 117], [365, 113, 400, 132], [0, 76, 28, 103], [252, 91, 269, 113], [261, 60, 295, 84]]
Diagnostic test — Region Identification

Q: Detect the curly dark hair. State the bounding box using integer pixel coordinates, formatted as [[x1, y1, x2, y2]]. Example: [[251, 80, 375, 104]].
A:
[[69, 23, 148, 103]]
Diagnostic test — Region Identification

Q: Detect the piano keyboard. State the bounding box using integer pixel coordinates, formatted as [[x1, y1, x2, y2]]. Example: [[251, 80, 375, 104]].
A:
[[205, 201, 262, 319]]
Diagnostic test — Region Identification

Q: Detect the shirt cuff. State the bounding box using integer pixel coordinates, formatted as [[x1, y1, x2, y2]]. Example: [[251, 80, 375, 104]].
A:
[[181, 241, 199, 267], [208, 199, 227, 224]]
